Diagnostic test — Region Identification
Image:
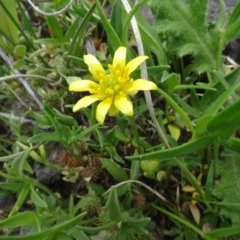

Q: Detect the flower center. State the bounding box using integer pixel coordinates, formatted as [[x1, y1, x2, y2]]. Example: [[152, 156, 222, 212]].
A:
[[99, 67, 131, 98]]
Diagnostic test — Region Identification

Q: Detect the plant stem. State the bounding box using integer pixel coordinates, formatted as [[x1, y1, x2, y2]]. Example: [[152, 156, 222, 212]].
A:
[[128, 116, 143, 154]]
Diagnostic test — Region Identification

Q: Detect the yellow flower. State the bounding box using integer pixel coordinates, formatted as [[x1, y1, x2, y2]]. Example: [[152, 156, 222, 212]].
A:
[[69, 47, 157, 124]]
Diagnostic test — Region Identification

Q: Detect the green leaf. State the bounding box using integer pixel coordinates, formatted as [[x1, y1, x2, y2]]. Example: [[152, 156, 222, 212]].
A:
[[30, 185, 48, 208], [148, 0, 220, 73], [195, 114, 215, 136], [0, 211, 36, 229], [95, 0, 121, 53], [12, 58, 25, 69], [68, 124, 99, 145], [9, 184, 31, 217], [64, 16, 81, 42], [0, 182, 26, 191], [106, 187, 122, 222], [0, 212, 87, 240], [127, 135, 214, 161], [110, 0, 122, 39], [203, 79, 240, 115], [14, 45, 26, 57], [71, 229, 89, 240], [30, 109, 52, 125], [205, 162, 214, 201], [173, 94, 200, 118], [47, 16, 64, 41], [54, 232, 72, 240], [100, 158, 128, 181], [228, 1, 240, 27], [0, 0, 19, 54], [131, 65, 170, 78], [207, 99, 240, 140], [66, 56, 88, 69], [11, 148, 31, 178], [138, 17, 168, 65], [206, 226, 240, 239], [161, 73, 180, 93], [28, 133, 61, 143], [213, 152, 240, 226], [67, 3, 96, 67], [223, 19, 240, 42], [221, 137, 240, 153], [130, 160, 139, 180]]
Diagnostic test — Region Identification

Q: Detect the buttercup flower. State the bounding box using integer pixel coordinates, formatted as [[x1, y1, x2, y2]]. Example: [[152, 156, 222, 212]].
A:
[[69, 46, 157, 124]]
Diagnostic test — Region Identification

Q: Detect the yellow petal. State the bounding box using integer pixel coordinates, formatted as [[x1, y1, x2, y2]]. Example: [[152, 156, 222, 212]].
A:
[[108, 104, 119, 116], [69, 80, 99, 92], [96, 98, 112, 125], [182, 185, 195, 192], [126, 79, 157, 93], [124, 56, 148, 76], [72, 95, 99, 112], [113, 47, 126, 69], [84, 54, 106, 80], [114, 95, 133, 116]]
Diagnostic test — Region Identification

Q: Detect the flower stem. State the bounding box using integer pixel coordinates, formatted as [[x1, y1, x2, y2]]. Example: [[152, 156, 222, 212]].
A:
[[128, 116, 143, 154]]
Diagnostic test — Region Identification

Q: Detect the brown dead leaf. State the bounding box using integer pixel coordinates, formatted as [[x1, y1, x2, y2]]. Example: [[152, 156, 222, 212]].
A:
[[189, 202, 200, 224]]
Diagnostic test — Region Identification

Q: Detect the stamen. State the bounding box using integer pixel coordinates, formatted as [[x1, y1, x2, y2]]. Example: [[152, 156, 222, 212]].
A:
[[114, 85, 120, 91], [106, 88, 114, 95]]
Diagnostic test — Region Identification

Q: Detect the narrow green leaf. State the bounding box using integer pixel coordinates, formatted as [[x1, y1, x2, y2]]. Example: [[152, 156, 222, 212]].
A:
[[68, 124, 99, 144], [0, 211, 36, 229], [47, 16, 64, 41], [63, 16, 81, 42], [173, 94, 200, 118], [205, 162, 214, 201], [67, 3, 96, 67], [127, 135, 214, 161], [28, 133, 61, 143], [207, 99, 240, 140], [130, 160, 139, 180], [203, 79, 240, 115], [162, 73, 180, 93], [55, 232, 72, 240], [9, 184, 31, 217], [0, 0, 19, 54], [67, 56, 88, 69], [100, 158, 128, 181], [223, 19, 240, 42], [228, 1, 240, 26], [106, 187, 122, 221], [11, 148, 31, 178], [0, 182, 25, 191], [0, 212, 87, 240], [195, 114, 215, 136], [221, 137, 240, 153], [71, 229, 89, 240], [95, 0, 122, 53], [131, 65, 170, 78], [206, 226, 240, 238], [30, 109, 52, 125], [110, 0, 122, 39], [30, 185, 48, 208]]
